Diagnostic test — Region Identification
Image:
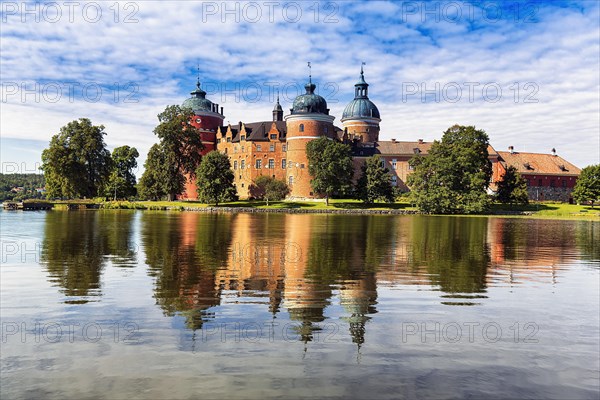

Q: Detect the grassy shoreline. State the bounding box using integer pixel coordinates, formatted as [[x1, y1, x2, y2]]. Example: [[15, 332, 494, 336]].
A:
[[12, 199, 598, 220]]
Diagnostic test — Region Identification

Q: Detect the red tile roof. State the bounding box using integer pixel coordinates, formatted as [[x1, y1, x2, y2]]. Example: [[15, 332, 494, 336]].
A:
[[497, 151, 580, 176]]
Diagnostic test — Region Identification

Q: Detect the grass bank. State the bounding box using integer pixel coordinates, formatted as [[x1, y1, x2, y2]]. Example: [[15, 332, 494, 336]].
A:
[[96, 200, 599, 220]]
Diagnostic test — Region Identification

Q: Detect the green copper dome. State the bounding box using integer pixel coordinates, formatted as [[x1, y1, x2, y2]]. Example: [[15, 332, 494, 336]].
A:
[[341, 68, 380, 120], [291, 81, 329, 115], [182, 79, 214, 113]]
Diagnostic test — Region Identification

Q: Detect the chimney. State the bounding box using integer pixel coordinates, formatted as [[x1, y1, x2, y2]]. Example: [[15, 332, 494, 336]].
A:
[[418, 139, 424, 144], [509, 146, 514, 154], [220, 106, 224, 115], [551, 148, 556, 156]]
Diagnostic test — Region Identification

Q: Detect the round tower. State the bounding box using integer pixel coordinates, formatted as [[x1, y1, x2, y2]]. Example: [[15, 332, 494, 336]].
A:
[[180, 75, 225, 199], [340, 66, 380, 143], [285, 75, 335, 198]]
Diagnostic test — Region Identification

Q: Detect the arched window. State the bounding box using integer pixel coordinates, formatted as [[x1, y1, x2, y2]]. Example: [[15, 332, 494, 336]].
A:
[[289, 176, 294, 185], [299, 124, 304, 132]]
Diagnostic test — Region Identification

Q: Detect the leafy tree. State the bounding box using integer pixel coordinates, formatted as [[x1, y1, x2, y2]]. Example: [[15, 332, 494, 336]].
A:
[[572, 164, 600, 207], [306, 137, 354, 206], [138, 144, 169, 201], [252, 175, 290, 205], [105, 145, 139, 200], [41, 118, 112, 198], [495, 165, 529, 205], [153, 105, 204, 200], [407, 125, 492, 214], [196, 151, 237, 205], [355, 155, 395, 204], [0, 174, 45, 202]]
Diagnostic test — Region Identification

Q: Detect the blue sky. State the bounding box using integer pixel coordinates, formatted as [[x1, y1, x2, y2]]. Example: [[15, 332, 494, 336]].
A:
[[1, 0, 599, 174]]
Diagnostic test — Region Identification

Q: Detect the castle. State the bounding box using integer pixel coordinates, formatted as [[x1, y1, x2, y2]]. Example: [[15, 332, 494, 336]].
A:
[[179, 68, 580, 202]]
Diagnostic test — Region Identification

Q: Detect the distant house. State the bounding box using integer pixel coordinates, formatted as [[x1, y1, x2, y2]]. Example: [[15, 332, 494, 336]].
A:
[[493, 147, 581, 202]]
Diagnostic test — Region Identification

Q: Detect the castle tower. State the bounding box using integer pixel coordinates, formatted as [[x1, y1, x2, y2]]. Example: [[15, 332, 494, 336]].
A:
[[285, 71, 335, 198], [180, 74, 225, 199], [340, 66, 381, 144], [273, 94, 283, 121]]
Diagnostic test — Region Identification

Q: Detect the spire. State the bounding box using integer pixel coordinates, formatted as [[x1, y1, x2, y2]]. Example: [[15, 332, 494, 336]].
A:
[[191, 66, 206, 98], [355, 62, 368, 98], [273, 89, 283, 121], [308, 61, 312, 84]]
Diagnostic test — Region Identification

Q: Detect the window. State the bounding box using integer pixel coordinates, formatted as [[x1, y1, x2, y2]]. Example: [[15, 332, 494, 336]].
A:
[[270, 134, 277, 140], [282, 159, 286, 169], [538, 179, 542, 186], [241, 146, 245, 152], [268, 159, 275, 169], [380, 159, 385, 168], [408, 164, 414, 171], [256, 159, 262, 169], [257, 145, 262, 151], [270, 144, 275, 152], [324, 127, 328, 133], [241, 160, 245, 169], [217, 138, 221, 143], [391, 175, 397, 186], [562, 180, 567, 188], [299, 124, 304, 132], [289, 176, 294, 185], [233, 161, 238, 170], [550, 180, 556, 187], [233, 146, 237, 153], [282, 144, 286, 152], [392, 159, 397, 169], [241, 135, 246, 141], [227, 137, 231, 143], [300, 164, 305, 169]]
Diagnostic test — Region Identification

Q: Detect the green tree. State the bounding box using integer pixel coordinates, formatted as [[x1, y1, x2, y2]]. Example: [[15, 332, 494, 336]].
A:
[[495, 165, 529, 205], [407, 125, 492, 214], [355, 155, 395, 204], [306, 137, 354, 206], [105, 145, 139, 200], [41, 118, 112, 198], [572, 164, 600, 207], [138, 144, 169, 201], [252, 175, 290, 205], [153, 105, 204, 200], [196, 151, 237, 205]]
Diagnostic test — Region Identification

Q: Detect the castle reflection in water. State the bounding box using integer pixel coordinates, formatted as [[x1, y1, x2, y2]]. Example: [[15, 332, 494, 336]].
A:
[[40, 212, 598, 344]]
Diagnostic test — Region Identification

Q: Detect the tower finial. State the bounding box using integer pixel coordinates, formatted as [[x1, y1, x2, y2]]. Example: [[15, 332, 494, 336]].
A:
[[361, 61, 366, 75], [307, 61, 312, 84], [196, 63, 201, 89], [276, 88, 280, 103]]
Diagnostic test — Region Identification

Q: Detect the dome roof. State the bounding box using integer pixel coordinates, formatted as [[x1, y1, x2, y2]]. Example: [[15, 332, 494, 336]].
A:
[[341, 67, 380, 121], [291, 81, 329, 115], [342, 98, 380, 119], [182, 80, 214, 113]]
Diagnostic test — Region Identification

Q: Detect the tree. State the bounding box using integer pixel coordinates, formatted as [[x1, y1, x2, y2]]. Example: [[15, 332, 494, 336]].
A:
[[41, 118, 112, 199], [138, 144, 169, 201], [252, 175, 290, 205], [355, 155, 395, 204], [153, 105, 204, 200], [407, 125, 492, 214], [572, 164, 600, 207], [306, 137, 354, 206], [196, 151, 237, 205], [105, 145, 139, 200], [495, 165, 529, 205]]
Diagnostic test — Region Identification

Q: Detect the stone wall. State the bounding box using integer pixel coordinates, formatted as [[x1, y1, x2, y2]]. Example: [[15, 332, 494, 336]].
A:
[[527, 186, 573, 202]]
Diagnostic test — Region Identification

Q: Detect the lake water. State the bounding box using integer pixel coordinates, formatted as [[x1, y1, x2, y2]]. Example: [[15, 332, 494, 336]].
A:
[[1, 210, 599, 399]]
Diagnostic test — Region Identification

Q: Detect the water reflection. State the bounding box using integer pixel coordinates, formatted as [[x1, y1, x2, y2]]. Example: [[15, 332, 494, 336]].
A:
[[40, 211, 599, 338], [40, 211, 138, 303]]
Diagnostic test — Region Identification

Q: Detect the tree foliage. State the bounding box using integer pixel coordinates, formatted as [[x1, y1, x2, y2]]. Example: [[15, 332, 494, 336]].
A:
[[138, 144, 170, 201], [41, 118, 112, 199], [572, 164, 600, 207], [495, 165, 529, 205], [306, 137, 354, 205], [0, 174, 45, 202], [105, 145, 139, 200], [407, 125, 492, 214], [252, 175, 290, 205], [152, 105, 204, 200], [196, 151, 237, 205], [355, 155, 395, 203]]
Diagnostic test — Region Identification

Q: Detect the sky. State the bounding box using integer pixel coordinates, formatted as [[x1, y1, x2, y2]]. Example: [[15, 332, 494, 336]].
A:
[[1, 0, 599, 175]]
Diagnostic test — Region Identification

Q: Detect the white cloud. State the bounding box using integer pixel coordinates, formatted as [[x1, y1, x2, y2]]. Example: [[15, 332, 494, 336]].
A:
[[1, 0, 598, 170]]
